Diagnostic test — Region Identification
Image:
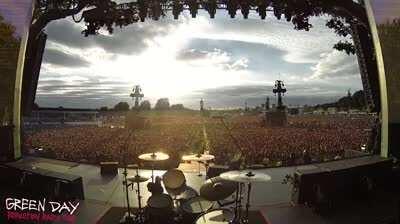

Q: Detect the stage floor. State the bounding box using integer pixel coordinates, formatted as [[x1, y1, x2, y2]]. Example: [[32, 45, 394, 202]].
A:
[[4, 156, 398, 224]]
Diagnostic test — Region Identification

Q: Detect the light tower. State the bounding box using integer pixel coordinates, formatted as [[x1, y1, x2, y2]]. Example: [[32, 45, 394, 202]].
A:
[[273, 80, 287, 110], [264, 80, 288, 127], [130, 85, 144, 109], [200, 98, 204, 111], [265, 97, 270, 110]]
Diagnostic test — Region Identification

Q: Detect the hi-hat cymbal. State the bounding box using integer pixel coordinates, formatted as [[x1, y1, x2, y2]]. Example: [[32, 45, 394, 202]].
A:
[[138, 152, 169, 161], [220, 170, 271, 183], [127, 175, 149, 183], [182, 154, 215, 162], [200, 176, 237, 201]]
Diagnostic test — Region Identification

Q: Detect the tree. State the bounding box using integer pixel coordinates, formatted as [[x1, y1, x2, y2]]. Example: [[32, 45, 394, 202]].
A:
[[154, 98, 170, 110], [0, 14, 20, 121], [100, 106, 108, 111], [139, 100, 151, 110], [352, 90, 366, 109], [170, 104, 185, 110], [114, 102, 130, 111]]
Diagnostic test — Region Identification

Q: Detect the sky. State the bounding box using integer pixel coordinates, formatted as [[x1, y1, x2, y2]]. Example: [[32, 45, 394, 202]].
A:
[[3, 1, 397, 109], [371, 0, 400, 24], [35, 10, 366, 110]]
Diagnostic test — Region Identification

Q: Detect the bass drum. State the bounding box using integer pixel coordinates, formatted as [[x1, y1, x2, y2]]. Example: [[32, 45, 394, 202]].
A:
[[195, 209, 234, 224], [181, 196, 213, 223], [146, 193, 175, 224]]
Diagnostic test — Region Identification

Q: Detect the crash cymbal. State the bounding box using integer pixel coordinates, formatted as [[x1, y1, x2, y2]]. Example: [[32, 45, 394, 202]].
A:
[[127, 175, 149, 183], [182, 154, 215, 162], [220, 170, 271, 183], [138, 152, 169, 161], [200, 176, 237, 201]]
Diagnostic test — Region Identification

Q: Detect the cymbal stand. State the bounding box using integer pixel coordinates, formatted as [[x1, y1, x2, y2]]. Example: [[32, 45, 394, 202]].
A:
[[151, 152, 156, 182], [133, 166, 145, 223], [232, 182, 244, 224], [120, 166, 135, 224], [244, 182, 252, 224], [243, 171, 255, 224]]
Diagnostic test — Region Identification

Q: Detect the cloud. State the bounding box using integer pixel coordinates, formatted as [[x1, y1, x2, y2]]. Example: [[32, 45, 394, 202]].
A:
[[310, 50, 360, 79], [43, 48, 90, 67], [176, 48, 249, 71], [191, 12, 350, 64], [180, 38, 312, 76], [35, 11, 363, 109], [45, 18, 180, 55]]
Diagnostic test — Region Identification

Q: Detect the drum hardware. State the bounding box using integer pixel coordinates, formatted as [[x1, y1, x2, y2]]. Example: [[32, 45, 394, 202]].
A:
[[120, 131, 137, 224], [220, 170, 271, 224], [120, 166, 136, 224], [121, 163, 149, 224], [139, 152, 169, 182]]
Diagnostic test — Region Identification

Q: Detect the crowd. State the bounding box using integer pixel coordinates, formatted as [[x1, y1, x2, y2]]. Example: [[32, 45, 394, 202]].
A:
[[23, 114, 376, 168], [208, 115, 375, 166]]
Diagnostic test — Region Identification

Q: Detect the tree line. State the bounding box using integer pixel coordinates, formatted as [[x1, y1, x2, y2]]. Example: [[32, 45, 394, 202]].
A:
[[102, 98, 187, 111], [313, 90, 367, 111]]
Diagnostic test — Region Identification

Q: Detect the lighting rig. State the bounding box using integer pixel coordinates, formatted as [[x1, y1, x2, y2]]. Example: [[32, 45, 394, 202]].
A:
[[32, 0, 368, 60], [76, 0, 281, 35]]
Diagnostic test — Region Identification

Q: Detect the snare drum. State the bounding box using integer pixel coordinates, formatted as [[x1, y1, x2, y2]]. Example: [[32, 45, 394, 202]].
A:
[[181, 197, 213, 223], [195, 209, 234, 224], [146, 194, 174, 224]]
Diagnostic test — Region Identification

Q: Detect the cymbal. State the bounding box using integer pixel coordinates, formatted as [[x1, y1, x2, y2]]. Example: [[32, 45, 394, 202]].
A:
[[127, 175, 149, 183], [138, 152, 169, 161], [182, 154, 215, 162], [200, 176, 237, 201], [220, 170, 271, 183]]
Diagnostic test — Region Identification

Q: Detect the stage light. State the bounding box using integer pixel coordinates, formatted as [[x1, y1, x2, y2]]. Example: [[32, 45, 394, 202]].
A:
[[172, 0, 184, 19], [187, 0, 199, 18], [204, 0, 217, 18], [138, 0, 148, 22], [227, 0, 239, 18], [151, 0, 162, 20], [240, 0, 250, 19]]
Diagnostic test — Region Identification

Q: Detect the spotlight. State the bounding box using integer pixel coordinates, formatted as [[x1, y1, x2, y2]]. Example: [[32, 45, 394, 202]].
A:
[[256, 0, 270, 20], [187, 0, 199, 18], [151, 0, 162, 20], [227, 0, 239, 18], [172, 0, 183, 19], [204, 0, 217, 18], [138, 0, 148, 22], [240, 0, 250, 19]]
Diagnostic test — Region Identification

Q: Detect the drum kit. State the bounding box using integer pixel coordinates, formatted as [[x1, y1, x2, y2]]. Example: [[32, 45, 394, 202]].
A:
[[120, 152, 271, 224]]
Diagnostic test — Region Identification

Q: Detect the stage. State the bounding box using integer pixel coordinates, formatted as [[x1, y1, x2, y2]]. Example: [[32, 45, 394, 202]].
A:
[[1, 156, 398, 224]]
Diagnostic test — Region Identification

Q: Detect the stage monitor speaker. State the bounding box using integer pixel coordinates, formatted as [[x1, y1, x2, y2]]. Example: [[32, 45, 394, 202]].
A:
[[2, 164, 85, 200], [294, 156, 392, 207], [22, 31, 47, 116]]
